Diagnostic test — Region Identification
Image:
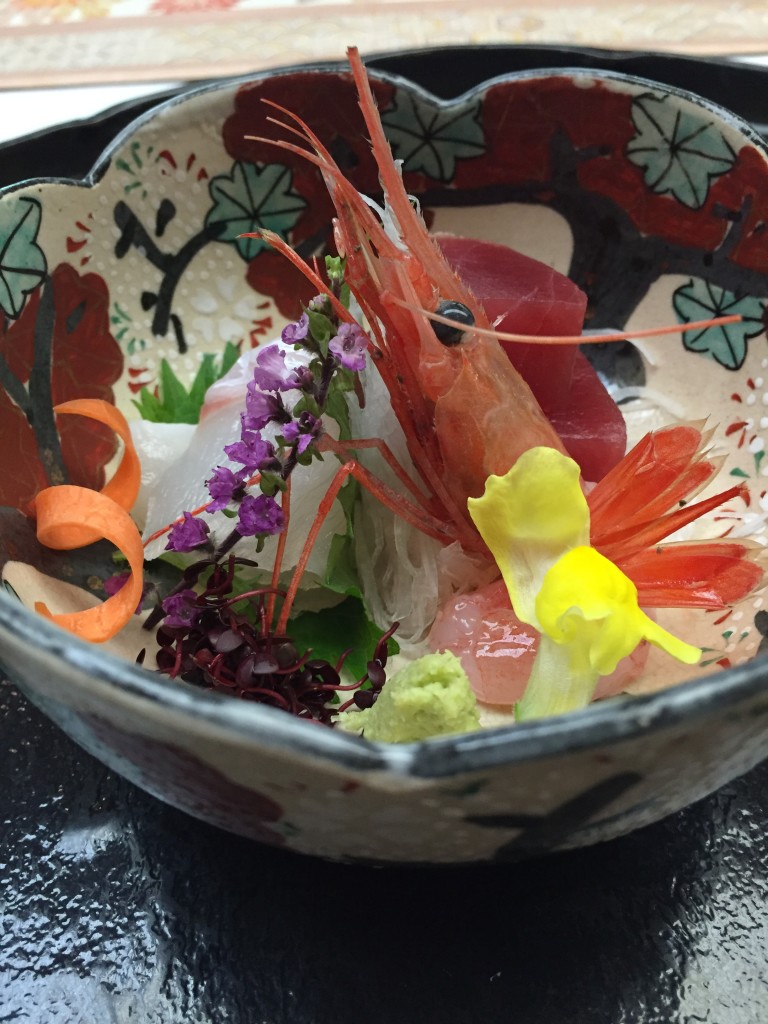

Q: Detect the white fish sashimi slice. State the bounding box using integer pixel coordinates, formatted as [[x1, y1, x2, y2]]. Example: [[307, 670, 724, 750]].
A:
[[138, 342, 346, 580], [130, 420, 196, 530], [199, 346, 263, 420]]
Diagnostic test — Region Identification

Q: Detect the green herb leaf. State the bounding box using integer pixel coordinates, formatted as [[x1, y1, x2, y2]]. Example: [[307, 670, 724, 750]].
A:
[[324, 256, 350, 306], [324, 385, 352, 441], [132, 341, 240, 424], [307, 309, 332, 353], [324, 477, 361, 597], [325, 255, 345, 283], [289, 595, 398, 681]]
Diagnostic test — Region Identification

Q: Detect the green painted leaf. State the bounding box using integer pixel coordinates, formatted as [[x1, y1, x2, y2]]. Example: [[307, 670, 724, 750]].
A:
[[0, 196, 47, 318], [381, 89, 485, 182], [205, 161, 306, 261], [626, 92, 736, 209], [672, 279, 766, 370]]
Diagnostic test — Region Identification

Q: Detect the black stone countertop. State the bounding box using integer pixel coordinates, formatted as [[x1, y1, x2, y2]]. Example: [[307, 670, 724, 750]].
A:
[[3, 47, 768, 1023], [4, 680, 768, 1023]]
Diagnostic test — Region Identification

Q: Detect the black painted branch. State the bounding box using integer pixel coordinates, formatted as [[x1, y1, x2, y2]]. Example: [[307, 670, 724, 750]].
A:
[[27, 277, 67, 486], [150, 222, 225, 340], [0, 348, 31, 417], [417, 140, 768, 331], [114, 201, 173, 273]]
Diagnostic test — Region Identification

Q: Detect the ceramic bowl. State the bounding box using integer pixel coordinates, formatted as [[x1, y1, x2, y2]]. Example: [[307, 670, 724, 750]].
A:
[[1, 58, 768, 864]]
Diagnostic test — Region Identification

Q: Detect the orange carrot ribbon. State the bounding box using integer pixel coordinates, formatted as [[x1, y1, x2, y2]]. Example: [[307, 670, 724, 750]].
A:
[[32, 400, 144, 643], [34, 484, 145, 642], [54, 399, 141, 513]]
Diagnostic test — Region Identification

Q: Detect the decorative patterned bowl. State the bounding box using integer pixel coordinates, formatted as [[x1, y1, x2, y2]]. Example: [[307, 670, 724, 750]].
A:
[[1, 58, 768, 864]]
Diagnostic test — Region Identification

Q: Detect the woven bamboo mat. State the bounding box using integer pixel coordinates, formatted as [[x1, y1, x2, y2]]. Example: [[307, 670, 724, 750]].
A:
[[1, 0, 767, 88]]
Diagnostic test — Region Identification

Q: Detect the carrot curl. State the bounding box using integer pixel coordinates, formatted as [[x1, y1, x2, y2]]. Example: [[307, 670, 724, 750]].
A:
[[32, 399, 144, 643], [54, 398, 141, 512], [34, 484, 144, 642]]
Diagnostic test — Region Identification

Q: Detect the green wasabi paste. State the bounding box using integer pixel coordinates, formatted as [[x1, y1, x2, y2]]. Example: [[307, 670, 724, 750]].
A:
[[340, 651, 481, 743]]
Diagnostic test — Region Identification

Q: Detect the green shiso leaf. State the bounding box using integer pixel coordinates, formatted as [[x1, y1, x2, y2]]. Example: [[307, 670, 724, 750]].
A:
[[132, 341, 240, 424], [324, 477, 361, 598], [324, 386, 353, 442], [289, 596, 398, 681], [307, 309, 332, 353]]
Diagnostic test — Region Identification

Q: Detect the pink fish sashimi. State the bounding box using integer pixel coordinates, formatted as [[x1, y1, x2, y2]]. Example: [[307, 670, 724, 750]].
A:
[[435, 234, 627, 481], [428, 578, 649, 706]]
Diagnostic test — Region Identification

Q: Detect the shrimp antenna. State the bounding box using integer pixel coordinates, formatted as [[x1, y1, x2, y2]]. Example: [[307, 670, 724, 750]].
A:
[[388, 296, 744, 345]]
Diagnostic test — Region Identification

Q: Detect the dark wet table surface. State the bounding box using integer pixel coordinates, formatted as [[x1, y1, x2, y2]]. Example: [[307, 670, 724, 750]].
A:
[[3, 680, 768, 1023], [3, 47, 768, 1023]]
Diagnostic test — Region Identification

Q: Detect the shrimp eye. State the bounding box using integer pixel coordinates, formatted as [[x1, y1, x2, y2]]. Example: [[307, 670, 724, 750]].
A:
[[433, 300, 475, 346]]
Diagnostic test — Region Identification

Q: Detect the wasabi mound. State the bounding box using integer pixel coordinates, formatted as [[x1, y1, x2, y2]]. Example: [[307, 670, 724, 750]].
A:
[[341, 651, 481, 743]]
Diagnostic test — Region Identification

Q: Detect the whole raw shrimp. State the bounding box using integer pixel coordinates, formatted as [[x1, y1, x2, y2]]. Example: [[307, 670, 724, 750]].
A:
[[258, 49, 566, 555], [257, 48, 762, 702]]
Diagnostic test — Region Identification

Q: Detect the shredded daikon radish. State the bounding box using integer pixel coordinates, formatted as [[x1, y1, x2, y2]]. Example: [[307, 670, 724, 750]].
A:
[[348, 359, 494, 646], [354, 498, 441, 648]]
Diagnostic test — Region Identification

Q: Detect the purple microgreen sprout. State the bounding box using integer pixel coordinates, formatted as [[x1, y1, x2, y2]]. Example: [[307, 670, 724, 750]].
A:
[[153, 555, 396, 724]]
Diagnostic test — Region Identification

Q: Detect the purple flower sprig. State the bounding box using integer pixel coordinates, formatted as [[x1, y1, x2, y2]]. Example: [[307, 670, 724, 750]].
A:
[[166, 510, 212, 554], [142, 257, 401, 726], [155, 255, 371, 657], [329, 322, 368, 373]]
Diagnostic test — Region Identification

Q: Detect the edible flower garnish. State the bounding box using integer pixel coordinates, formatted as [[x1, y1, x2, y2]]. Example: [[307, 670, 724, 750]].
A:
[[468, 447, 700, 720], [127, 256, 403, 722]]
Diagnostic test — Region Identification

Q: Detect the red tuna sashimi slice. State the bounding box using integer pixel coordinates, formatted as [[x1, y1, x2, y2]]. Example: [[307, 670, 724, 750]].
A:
[[435, 234, 627, 480], [435, 233, 584, 412], [548, 349, 628, 484]]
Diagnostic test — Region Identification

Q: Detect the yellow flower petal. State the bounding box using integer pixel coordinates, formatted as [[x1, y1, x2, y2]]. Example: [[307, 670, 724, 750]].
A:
[[536, 546, 700, 675], [516, 634, 596, 720], [467, 447, 588, 624], [467, 447, 701, 721]]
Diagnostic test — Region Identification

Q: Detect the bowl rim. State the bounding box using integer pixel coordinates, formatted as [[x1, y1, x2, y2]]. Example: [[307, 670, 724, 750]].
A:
[[1, 58, 766, 197], [2, 56, 768, 778], [3, 583, 767, 778]]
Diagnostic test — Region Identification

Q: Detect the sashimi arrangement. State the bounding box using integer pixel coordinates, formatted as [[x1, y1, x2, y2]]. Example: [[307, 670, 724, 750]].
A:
[[4, 50, 767, 744]]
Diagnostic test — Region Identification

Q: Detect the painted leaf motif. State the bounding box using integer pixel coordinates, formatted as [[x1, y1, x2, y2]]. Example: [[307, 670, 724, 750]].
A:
[[205, 161, 306, 260], [0, 196, 47, 318], [380, 88, 485, 182], [626, 93, 736, 209], [673, 278, 766, 370], [0, 264, 123, 510]]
